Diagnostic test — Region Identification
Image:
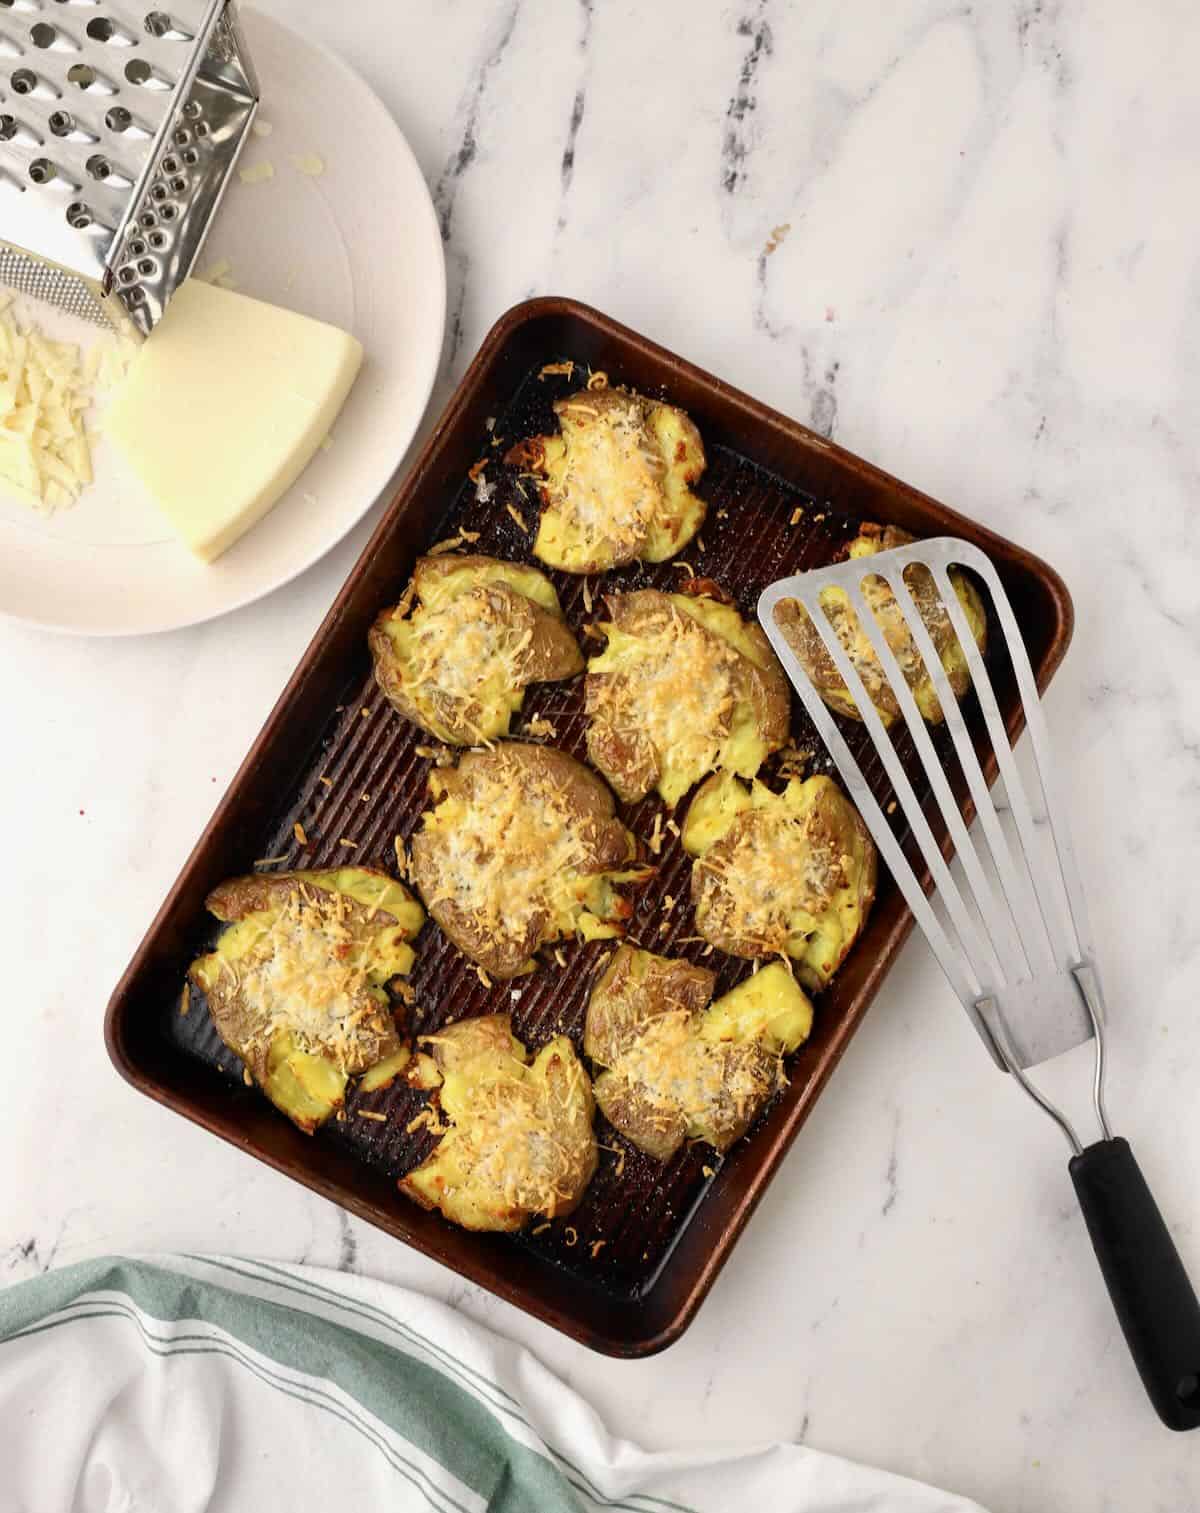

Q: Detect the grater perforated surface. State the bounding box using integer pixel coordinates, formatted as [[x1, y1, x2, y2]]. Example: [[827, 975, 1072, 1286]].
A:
[[0, 0, 256, 331], [0, 240, 107, 318]]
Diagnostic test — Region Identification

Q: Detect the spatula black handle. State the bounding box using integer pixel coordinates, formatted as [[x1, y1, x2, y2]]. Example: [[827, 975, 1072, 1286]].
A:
[[1069, 1137, 1200, 1429]]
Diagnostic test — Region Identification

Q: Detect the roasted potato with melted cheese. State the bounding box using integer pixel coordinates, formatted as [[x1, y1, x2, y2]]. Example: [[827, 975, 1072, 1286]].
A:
[[584, 945, 813, 1161], [683, 772, 877, 990], [585, 588, 790, 806], [399, 1014, 597, 1231], [409, 742, 647, 980], [774, 524, 988, 727], [188, 868, 425, 1133], [506, 385, 706, 573], [368, 554, 583, 745]]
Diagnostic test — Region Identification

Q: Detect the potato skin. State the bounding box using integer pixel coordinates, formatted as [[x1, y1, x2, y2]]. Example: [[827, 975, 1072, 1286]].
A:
[[594, 1038, 778, 1158], [399, 1014, 597, 1232], [774, 524, 988, 727], [200, 975, 399, 1104], [591, 1076, 688, 1163], [585, 716, 659, 806], [583, 946, 715, 1068], [369, 553, 582, 745], [410, 742, 641, 980], [425, 1012, 524, 1071], [585, 947, 718, 1162], [584, 588, 790, 806], [204, 866, 419, 930]]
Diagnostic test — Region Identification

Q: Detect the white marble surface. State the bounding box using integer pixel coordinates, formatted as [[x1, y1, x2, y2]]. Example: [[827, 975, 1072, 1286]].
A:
[[3, 1, 1200, 1508]]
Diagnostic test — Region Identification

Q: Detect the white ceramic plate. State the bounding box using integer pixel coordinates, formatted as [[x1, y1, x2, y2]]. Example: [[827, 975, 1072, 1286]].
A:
[[0, 9, 445, 637]]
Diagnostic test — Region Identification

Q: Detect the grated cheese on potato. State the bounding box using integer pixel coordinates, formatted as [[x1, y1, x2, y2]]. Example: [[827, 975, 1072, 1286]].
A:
[[228, 889, 401, 1070], [585, 592, 789, 807], [421, 758, 608, 961], [370, 557, 581, 748], [187, 870, 424, 1137], [586, 947, 812, 1161], [539, 393, 664, 562], [411, 745, 642, 980], [400, 1016, 597, 1230], [686, 773, 876, 987]]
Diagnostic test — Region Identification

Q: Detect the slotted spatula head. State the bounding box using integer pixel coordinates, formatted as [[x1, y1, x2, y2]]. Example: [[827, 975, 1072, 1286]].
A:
[[757, 535, 1099, 1073], [760, 534, 1200, 1432]]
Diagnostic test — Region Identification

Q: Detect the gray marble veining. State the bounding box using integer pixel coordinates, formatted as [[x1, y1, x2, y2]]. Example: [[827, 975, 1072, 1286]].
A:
[[3, 2, 1199, 1510]]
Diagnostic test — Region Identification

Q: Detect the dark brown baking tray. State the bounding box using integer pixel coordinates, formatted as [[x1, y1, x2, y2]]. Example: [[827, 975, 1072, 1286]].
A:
[[105, 296, 1073, 1356]]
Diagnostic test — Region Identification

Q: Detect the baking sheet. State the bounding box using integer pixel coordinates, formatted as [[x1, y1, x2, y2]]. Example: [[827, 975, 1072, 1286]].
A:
[[109, 298, 1072, 1352]]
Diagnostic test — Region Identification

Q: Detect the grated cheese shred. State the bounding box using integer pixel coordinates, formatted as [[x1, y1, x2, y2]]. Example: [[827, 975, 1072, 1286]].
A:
[[0, 301, 133, 514]]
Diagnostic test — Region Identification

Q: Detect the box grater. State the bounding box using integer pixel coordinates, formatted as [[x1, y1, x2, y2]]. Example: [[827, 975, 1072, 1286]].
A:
[[0, 0, 257, 336]]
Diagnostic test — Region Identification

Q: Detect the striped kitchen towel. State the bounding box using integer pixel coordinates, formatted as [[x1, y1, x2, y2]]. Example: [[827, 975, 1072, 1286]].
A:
[[0, 1254, 987, 1512]]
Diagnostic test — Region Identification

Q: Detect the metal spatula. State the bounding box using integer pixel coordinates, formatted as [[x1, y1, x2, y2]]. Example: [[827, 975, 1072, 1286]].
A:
[[758, 535, 1200, 1431]]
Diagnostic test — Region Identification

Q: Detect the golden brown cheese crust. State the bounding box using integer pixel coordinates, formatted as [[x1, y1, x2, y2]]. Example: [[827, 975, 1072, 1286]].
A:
[[507, 385, 706, 574], [410, 742, 643, 980], [686, 774, 877, 989], [584, 588, 790, 806], [188, 868, 424, 1133], [774, 524, 988, 727], [399, 1014, 597, 1231], [368, 553, 582, 745], [584, 946, 812, 1161]]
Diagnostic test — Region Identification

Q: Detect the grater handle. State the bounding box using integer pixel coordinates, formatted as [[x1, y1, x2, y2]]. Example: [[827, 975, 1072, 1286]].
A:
[[1069, 1137, 1200, 1430]]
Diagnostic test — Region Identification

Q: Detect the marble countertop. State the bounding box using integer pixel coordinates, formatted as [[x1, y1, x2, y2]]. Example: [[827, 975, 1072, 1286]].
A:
[[4, 1, 1199, 1508]]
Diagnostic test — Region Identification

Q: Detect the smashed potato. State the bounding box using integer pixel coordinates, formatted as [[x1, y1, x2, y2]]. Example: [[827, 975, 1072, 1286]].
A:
[[399, 1014, 597, 1231], [585, 588, 790, 806], [584, 945, 812, 1160], [774, 524, 987, 726], [188, 868, 424, 1133], [409, 742, 646, 980], [506, 386, 706, 573], [683, 772, 876, 990], [368, 553, 582, 744]]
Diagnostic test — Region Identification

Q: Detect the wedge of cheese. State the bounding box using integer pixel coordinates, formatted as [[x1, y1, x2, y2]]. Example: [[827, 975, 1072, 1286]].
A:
[[106, 279, 363, 562]]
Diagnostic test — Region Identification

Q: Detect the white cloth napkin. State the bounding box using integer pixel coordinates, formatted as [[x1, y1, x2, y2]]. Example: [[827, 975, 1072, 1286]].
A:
[[0, 1254, 988, 1512]]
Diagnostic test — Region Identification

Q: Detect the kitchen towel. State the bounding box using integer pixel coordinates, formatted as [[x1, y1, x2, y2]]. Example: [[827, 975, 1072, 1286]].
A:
[[0, 1254, 988, 1512]]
